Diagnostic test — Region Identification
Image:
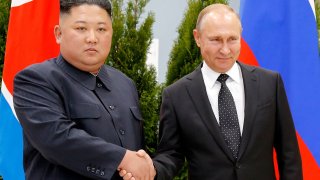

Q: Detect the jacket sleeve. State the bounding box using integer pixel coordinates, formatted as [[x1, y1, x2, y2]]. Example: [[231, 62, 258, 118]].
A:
[[153, 88, 185, 180], [13, 67, 126, 180], [274, 74, 302, 180]]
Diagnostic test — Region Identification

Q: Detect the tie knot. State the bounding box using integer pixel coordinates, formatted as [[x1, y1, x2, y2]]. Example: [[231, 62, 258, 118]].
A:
[[217, 74, 229, 83]]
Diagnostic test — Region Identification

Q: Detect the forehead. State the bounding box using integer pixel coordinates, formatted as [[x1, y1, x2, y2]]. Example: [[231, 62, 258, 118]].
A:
[[200, 12, 241, 34]]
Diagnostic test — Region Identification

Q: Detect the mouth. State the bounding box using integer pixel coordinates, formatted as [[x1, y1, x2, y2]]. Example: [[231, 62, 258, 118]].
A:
[[217, 57, 232, 60], [85, 48, 98, 53]]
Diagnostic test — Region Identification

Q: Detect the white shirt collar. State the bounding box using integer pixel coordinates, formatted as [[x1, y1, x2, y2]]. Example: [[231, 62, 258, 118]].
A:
[[201, 61, 242, 88]]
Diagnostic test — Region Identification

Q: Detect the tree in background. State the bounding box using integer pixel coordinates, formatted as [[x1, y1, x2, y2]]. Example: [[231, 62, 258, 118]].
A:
[[0, 0, 10, 86], [165, 0, 227, 179], [108, 0, 160, 154], [166, 0, 227, 87], [315, 0, 320, 48]]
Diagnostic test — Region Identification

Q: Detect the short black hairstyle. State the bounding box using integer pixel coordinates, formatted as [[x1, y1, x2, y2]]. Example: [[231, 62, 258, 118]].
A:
[[60, 0, 112, 17]]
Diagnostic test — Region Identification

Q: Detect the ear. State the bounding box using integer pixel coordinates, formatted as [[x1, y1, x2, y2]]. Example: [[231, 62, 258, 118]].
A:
[[193, 29, 201, 47], [54, 25, 62, 44]]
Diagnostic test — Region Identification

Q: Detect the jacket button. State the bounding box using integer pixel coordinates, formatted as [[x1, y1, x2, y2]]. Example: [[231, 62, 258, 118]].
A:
[[91, 167, 96, 173], [86, 166, 91, 172], [109, 105, 115, 110], [97, 83, 102, 88], [119, 129, 125, 135], [235, 163, 241, 169]]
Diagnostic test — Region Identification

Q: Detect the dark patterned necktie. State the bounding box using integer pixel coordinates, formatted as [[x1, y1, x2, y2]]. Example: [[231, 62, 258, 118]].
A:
[[217, 74, 241, 159]]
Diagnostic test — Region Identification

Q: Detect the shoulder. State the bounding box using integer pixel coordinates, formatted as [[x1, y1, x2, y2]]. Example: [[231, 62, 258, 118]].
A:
[[104, 65, 130, 79], [15, 58, 58, 82], [19, 58, 56, 73], [164, 65, 202, 93], [102, 65, 136, 87], [238, 62, 284, 91], [238, 62, 280, 78]]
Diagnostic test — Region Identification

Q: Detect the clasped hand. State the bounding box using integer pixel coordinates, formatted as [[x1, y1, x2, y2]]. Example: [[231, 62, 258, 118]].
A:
[[118, 149, 155, 180]]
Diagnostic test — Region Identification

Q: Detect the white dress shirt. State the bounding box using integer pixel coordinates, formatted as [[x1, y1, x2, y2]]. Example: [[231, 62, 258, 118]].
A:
[[201, 61, 245, 135]]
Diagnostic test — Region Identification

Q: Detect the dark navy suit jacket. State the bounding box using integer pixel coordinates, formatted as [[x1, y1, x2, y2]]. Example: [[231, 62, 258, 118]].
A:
[[13, 55, 144, 180], [153, 62, 302, 180]]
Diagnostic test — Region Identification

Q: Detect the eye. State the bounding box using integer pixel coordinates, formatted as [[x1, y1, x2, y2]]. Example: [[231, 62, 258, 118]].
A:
[[209, 38, 219, 41], [76, 27, 86, 31], [98, 28, 106, 32], [208, 37, 221, 44], [229, 37, 239, 41]]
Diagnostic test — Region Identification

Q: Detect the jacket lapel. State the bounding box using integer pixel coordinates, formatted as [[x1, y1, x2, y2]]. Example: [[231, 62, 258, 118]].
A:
[[185, 64, 234, 161], [237, 62, 259, 160]]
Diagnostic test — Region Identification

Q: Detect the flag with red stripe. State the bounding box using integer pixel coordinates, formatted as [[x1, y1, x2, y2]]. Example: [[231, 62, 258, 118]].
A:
[[239, 0, 320, 179], [0, 0, 59, 179]]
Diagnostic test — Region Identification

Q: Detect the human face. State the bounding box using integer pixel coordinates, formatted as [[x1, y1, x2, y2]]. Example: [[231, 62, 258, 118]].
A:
[[54, 4, 113, 74], [193, 12, 241, 73]]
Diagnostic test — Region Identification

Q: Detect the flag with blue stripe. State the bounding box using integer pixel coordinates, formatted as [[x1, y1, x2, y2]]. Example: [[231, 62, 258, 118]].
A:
[[0, 0, 59, 179], [239, 0, 320, 179]]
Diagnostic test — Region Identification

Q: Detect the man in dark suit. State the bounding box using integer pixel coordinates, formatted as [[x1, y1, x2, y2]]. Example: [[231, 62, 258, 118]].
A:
[[13, 0, 154, 179], [152, 4, 302, 180]]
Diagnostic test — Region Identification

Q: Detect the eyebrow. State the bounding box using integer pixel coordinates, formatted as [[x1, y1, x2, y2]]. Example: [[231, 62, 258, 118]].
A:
[[74, 21, 107, 25]]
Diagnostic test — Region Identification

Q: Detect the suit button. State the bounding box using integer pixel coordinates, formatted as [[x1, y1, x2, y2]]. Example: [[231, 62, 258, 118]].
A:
[[119, 129, 125, 135], [91, 167, 96, 173], [86, 166, 91, 172], [97, 83, 102, 88], [235, 163, 241, 169], [109, 105, 115, 110]]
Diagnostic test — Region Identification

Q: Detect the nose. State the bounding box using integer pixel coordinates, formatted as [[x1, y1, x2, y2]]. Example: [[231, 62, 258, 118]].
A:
[[86, 30, 98, 44], [220, 42, 231, 55]]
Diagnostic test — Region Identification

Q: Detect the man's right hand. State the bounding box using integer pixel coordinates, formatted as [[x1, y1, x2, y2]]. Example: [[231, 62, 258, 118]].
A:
[[118, 150, 155, 180]]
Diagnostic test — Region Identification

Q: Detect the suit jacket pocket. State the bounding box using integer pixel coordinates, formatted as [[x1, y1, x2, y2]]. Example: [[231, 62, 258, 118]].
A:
[[69, 103, 101, 119], [130, 106, 143, 121]]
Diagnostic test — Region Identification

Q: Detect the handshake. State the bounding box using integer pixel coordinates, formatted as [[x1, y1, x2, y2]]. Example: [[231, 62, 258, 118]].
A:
[[118, 149, 156, 180]]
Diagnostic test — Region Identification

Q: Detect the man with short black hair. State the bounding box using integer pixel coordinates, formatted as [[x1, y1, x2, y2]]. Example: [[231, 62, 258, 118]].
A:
[[13, 0, 155, 179]]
